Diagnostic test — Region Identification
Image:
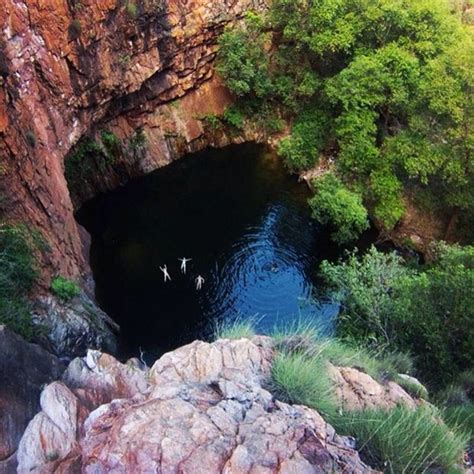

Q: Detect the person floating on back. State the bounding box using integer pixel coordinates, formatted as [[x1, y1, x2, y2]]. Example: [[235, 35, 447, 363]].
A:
[[195, 275, 205, 290], [159, 265, 171, 282], [178, 257, 192, 274]]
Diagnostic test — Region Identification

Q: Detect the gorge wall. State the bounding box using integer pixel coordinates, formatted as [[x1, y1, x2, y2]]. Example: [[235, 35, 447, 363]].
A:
[[0, 0, 268, 354], [0, 0, 267, 281]]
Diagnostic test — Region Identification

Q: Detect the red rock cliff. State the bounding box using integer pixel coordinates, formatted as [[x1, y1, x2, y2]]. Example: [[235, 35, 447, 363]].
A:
[[0, 0, 266, 282], [0, 0, 267, 355]]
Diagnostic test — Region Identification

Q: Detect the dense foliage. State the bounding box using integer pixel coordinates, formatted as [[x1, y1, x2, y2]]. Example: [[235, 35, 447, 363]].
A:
[[0, 225, 37, 339], [217, 0, 474, 232], [308, 173, 369, 243], [50, 276, 80, 302], [320, 244, 474, 387]]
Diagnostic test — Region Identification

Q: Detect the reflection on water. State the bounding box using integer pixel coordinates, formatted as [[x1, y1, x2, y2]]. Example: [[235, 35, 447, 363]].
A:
[[77, 144, 346, 362]]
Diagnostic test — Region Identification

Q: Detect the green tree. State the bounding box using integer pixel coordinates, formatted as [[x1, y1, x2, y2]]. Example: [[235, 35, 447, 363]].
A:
[[218, 0, 474, 232], [309, 173, 369, 244], [320, 244, 474, 387]]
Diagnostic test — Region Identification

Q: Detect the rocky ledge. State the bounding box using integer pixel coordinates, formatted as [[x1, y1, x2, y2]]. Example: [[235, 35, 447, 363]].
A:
[[13, 336, 425, 473]]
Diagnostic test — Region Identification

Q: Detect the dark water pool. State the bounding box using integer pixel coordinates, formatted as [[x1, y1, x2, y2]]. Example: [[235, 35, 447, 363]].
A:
[[77, 144, 360, 361]]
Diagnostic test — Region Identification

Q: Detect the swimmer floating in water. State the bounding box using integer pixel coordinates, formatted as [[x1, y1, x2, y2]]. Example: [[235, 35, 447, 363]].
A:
[[195, 275, 205, 290], [159, 265, 171, 282], [178, 257, 192, 274]]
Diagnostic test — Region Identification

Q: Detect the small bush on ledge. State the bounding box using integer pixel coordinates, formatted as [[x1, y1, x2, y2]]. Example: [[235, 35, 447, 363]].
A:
[[50, 276, 80, 302]]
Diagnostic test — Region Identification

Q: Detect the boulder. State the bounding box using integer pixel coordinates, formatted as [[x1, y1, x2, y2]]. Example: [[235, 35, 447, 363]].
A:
[[0, 326, 64, 470], [328, 365, 417, 411], [17, 338, 377, 473]]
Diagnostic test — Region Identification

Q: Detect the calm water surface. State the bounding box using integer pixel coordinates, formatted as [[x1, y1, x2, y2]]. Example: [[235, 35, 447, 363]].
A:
[[77, 144, 355, 361]]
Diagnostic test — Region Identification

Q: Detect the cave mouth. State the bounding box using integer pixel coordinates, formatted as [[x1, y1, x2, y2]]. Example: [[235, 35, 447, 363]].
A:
[[76, 143, 357, 362]]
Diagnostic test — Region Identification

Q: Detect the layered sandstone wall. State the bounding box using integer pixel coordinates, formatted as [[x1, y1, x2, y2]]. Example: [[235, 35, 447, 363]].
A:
[[0, 0, 267, 286]]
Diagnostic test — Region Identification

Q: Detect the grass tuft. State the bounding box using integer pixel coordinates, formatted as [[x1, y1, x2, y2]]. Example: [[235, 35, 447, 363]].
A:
[[270, 349, 338, 419], [214, 317, 256, 341], [443, 404, 474, 440], [332, 406, 469, 472], [267, 322, 466, 472]]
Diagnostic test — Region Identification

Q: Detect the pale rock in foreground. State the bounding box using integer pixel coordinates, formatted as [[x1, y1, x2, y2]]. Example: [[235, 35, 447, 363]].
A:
[[17, 337, 378, 473]]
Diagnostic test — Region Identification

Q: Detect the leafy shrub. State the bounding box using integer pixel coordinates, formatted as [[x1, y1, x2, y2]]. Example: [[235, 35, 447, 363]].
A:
[[309, 173, 369, 244], [100, 131, 121, 159], [0, 225, 37, 339], [218, 0, 474, 230], [393, 244, 474, 385], [320, 247, 407, 344], [0, 225, 37, 297], [332, 406, 469, 472], [125, 2, 138, 18], [217, 14, 272, 99], [64, 137, 102, 187], [459, 370, 474, 399], [222, 106, 244, 130], [50, 276, 80, 302], [129, 128, 146, 150], [200, 114, 221, 131], [277, 107, 330, 172], [0, 297, 34, 341], [321, 244, 474, 388]]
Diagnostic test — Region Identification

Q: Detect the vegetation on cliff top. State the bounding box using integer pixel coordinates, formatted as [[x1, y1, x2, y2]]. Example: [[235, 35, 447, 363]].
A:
[[216, 319, 471, 472], [217, 0, 474, 238], [320, 243, 474, 388]]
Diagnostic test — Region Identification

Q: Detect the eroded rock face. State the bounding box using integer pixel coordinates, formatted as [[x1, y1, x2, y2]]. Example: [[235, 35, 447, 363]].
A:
[[0, 0, 267, 281], [0, 326, 64, 471], [32, 293, 119, 357], [0, 0, 268, 354], [17, 338, 378, 473]]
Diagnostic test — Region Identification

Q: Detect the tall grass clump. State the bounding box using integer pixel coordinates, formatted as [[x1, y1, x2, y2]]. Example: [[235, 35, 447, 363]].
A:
[[214, 317, 256, 341], [270, 350, 337, 419], [272, 318, 414, 384], [333, 406, 469, 472], [443, 405, 474, 441]]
